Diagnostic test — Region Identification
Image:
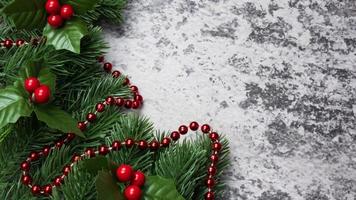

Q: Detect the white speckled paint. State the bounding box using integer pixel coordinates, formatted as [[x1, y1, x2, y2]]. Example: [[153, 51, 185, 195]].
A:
[[103, 0, 356, 199]]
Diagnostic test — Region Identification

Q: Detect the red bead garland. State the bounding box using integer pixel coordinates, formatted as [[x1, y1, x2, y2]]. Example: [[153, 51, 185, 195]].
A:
[[17, 55, 223, 199]]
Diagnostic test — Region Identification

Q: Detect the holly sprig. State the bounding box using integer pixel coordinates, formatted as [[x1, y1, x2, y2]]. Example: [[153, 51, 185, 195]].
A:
[[2, 0, 99, 53], [81, 156, 185, 200], [0, 59, 83, 137]]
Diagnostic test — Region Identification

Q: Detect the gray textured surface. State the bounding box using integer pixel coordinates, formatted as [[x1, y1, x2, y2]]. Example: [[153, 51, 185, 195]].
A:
[[103, 0, 356, 199]]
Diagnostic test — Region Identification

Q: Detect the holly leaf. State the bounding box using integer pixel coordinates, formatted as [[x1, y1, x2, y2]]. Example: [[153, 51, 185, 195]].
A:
[[96, 170, 124, 200], [62, 0, 100, 14], [80, 156, 109, 175], [19, 60, 56, 94], [43, 18, 88, 54], [143, 176, 185, 200], [0, 86, 33, 129], [34, 105, 84, 137], [2, 0, 47, 30]]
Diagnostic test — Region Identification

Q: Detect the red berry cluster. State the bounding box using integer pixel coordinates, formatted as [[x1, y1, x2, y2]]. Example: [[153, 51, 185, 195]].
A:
[[45, 0, 74, 28], [24, 77, 51, 104], [116, 164, 145, 200]]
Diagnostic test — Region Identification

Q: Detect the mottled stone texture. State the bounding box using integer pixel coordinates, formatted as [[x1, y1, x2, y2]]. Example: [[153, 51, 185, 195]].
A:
[[103, 0, 356, 199]]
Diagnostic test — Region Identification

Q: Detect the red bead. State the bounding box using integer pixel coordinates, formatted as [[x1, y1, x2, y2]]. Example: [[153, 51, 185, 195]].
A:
[[86, 113, 96, 122], [103, 62, 112, 72], [21, 175, 32, 185], [178, 125, 188, 135], [71, 154, 81, 162], [161, 137, 171, 147], [208, 166, 217, 175], [24, 77, 40, 93], [212, 142, 222, 151], [105, 96, 115, 105], [189, 121, 199, 131], [209, 132, 219, 141], [47, 15, 63, 28], [55, 140, 64, 148], [20, 161, 30, 171], [77, 122, 86, 131], [3, 39, 13, 48], [125, 100, 133, 109], [60, 4, 74, 20], [125, 138, 134, 148], [134, 94, 143, 102], [138, 140, 148, 150], [131, 171, 145, 187], [29, 151, 39, 161], [170, 131, 180, 141], [206, 178, 215, 187], [112, 140, 121, 151], [43, 184, 52, 195], [45, 0, 61, 14], [116, 98, 125, 106], [97, 56, 105, 63], [123, 77, 130, 85], [66, 133, 75, 141], [53, 176, 63, 186], [132, 100, 140, 109], [149, 140, 160, 150], [31, 185, 41, 195], [85, 148, 95, 157], [96, 103, 105, 112], [130, 85, 138, 92], [16, 39, 25, 46], [33, 85, 51, 104], [201, 124, 211, 133], [205, 191, 215, 200], [116, 164, 133, 182], [124, 185, 142, 200], [42, 145, 51, 156], [210, 154, 219, 164], [112, 70, 121, 78], [62, 165, 71, 175], [98, 145, 109, 155]]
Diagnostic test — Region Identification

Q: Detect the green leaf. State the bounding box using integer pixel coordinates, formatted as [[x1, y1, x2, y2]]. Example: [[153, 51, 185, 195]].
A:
[[43, 18, 89, 54], [0, 87, 33, 129], [34, 104, 84, 137], [2, 0, 46, 30], [62, 0, 100, 14], [96, 170, 124, 200], [19, 60, 56, 94], [81, 156, 109, 175], [143, 176, 185, 200]]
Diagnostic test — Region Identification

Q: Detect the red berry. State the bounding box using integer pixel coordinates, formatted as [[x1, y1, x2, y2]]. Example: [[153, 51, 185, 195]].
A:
[[103, 62, 112, 72], [170, 131, 180, 141], [16, 39, 25, 46], [86, 113, 96, 122], [201, 124, 211, 133], [125, 100, 133, 108], [20, 161, 30, 171], [178, 125, 188, 135], [212, 142, 222, 151], [33, 85, 51, 104], [112, 70, 121, 78], [53, 176, 63, 186], [96, 103, 105, 112], [130, 85, 138, 92], [124, 185, 142, 200], [205, 191, 214, 200], [116, 164, 134, 182], [47, 15, 63, 28], [138, 140, 148, 150], [45, 0, 61, 14], [125, 138, 134, 148], [209, 132, 219, 141], [31, 185, 41, 195], [21, 175, 32, 185], [43, 184, 52, 195], [131, 171, 145, 187], [85, 148, 95, 158], [111, 140, 121, 151], [105, 96, 115, 105], [149, 140, 160, 150], [77, 121, 86, 131], [62, 165, 71, 175], [24, 77, 40, 93], [134, 94, 143, 102], [3, 39, 13, 48], [42, 145, 51, 156], [116, 98, 125, 106], [60, 4, 74, 20], [161, 137, 171, 147], [98, 145, 109, 155], [189, 121, 199, 131], [132, 100, 140, 109]]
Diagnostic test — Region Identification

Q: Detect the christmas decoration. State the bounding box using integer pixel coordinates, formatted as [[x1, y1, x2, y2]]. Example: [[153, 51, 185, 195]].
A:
[[0, 0, 230, 199]]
